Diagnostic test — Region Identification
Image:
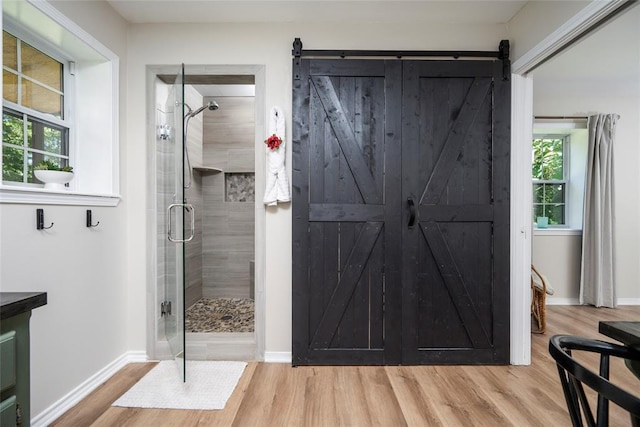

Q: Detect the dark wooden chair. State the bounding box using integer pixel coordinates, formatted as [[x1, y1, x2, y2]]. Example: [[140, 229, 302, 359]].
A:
[[549, 335, 640, 427]]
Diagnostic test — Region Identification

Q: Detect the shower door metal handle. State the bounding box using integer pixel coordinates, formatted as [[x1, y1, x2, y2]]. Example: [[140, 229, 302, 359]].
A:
[[167, 203, 195, 243]]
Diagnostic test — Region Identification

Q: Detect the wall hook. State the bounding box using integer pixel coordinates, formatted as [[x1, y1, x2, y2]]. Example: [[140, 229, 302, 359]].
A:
[[86, 210, 100, 228], [36, 209, 54, 230]]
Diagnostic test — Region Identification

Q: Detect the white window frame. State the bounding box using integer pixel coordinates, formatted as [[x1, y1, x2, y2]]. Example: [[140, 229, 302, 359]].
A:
[[1, 0, 120, 206], [532, 134, 569, 227], [2, 27, 75, 187], [531, 120, 588, 232]]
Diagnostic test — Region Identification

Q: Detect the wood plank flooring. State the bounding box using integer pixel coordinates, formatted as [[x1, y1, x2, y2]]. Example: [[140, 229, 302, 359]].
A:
[[51, 305, 640, 426]]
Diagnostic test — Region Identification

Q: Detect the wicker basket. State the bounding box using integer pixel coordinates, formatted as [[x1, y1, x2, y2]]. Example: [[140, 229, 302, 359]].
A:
[[531, 264, 549, 334]]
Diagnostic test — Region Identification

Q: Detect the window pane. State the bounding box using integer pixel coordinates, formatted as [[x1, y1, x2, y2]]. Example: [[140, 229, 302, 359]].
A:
[[21, 42, 62, 91], [2, 111, 24, 146], [548, 184, 565, 203], [27, 151, 34, 183], [3, 70, 18, 103], [44, 126, 63, 153], [533, 183, 544, 204], [27, 119, 33, 147], [2, 146, 24, 182], [22, 78, 62, 118], [3, 31, 18, 70], [532, 138, 564, 180], [27, 118, 66, 155], [547, 205, 565, 225]]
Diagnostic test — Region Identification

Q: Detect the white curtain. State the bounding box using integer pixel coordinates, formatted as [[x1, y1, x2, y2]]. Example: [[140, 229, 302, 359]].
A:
[[579, 114, 619, 307]]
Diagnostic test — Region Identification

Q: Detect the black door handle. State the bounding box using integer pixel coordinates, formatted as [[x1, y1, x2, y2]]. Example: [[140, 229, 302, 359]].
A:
[[407, 197, 416, 228]]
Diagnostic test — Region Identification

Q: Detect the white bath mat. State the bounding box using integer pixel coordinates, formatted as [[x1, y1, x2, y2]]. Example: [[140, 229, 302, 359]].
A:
[[112, 360, 247, 410]]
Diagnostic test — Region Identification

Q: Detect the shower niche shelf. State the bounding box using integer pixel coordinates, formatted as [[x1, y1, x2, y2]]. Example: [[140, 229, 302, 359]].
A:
[[193, 167, 223, 175]]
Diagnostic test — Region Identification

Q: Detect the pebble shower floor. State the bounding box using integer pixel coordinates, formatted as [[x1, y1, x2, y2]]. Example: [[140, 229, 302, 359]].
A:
[[185, 298, 255, 333]]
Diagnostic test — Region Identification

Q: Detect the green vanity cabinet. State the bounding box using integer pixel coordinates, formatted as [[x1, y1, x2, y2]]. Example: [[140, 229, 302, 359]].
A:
[[0, 292, 47, 426]]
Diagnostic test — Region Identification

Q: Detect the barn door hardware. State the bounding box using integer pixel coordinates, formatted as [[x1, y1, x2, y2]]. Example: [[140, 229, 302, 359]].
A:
[[293, 38, 303, 80], [292, 38, 511, 80], [407, 197, 417, 228], [498, 40, 510, 81]]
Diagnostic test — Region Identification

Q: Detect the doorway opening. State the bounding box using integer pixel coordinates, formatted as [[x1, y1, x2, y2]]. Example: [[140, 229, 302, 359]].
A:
[[147, 65, 266, 363]]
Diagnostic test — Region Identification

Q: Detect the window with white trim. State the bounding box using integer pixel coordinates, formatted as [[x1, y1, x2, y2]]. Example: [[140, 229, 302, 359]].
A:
[[1, 0, 120, 206], [3, 30, 72, 185], [532, 122, 588, 230], [532, 135, 567, 226]]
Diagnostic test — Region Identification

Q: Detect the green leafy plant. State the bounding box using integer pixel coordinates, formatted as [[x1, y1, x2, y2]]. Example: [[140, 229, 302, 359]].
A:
[[34, 159, 73, 173]]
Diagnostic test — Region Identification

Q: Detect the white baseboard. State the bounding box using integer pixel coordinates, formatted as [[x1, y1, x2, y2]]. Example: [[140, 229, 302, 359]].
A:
[[547, 298, 640, 306], [264, 351, 291, 363], [617, 298, 640, 305], [546, 298, 580, 305], [32, 351, 148, 427]]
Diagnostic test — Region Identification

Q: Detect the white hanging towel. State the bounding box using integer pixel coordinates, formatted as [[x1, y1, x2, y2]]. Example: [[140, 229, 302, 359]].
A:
[[263, 106, 291, 206]]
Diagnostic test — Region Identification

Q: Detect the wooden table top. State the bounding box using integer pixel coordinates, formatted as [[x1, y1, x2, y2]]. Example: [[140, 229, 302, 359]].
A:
[[599, 321, 640, 347]]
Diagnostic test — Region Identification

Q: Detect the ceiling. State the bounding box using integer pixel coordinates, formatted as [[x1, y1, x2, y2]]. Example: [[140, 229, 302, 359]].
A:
[[106, 0, 527, 24], [105, 0, 639, 96]]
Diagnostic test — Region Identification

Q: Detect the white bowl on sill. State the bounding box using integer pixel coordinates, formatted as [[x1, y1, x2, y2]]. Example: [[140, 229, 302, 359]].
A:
[[34, 170, 74, 190]]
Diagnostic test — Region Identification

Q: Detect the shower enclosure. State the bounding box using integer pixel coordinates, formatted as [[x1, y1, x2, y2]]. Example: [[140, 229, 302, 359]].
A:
[[150, 64, 264, 376], [158, 64, 187, 380]]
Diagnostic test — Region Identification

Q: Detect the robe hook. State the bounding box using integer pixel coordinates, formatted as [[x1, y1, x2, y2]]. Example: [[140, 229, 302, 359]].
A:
[[86, 210, 100, 228], [36, 209, 54, 230]]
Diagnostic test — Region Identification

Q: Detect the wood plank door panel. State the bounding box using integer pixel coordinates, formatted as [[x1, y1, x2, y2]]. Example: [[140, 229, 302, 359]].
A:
[[402, 61, 510, 364], [293, 57, 510, 366], [293, 59, 402, 365]]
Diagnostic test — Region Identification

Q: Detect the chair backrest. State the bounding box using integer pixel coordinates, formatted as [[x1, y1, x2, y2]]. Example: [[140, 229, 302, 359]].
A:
[[549, 335, 640, 427]]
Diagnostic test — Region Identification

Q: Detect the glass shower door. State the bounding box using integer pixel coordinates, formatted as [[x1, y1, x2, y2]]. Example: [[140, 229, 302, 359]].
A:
[[163, 64, 186, 381]]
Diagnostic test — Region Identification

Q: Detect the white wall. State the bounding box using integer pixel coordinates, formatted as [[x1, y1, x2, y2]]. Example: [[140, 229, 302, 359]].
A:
[[4, 0, 629, 418], [533, 92, 640, 302], [126, 21, 509, 355], [531, 126, 587, 302], [524, 3, 640, 304], [533, 233, 582, 300], [0, 0, 129, 418], [507, 0, 590, 61]]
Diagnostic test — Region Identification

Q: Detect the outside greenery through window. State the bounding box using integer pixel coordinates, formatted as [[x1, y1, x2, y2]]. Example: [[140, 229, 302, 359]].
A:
[[532, 137, 566, 226], [2, 30, 69, 185]]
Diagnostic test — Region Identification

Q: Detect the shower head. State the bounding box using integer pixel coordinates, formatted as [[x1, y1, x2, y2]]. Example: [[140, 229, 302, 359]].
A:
[[189, 101, 219, 117]]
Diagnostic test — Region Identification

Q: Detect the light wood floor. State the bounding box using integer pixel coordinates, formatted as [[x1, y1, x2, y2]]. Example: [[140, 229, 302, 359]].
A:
[[52, 305, 640, 427]]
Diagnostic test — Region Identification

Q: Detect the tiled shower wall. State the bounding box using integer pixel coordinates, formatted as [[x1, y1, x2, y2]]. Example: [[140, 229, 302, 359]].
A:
[[156, 82, 204, 320], [202, 96, 255, 298], [156, 87, 255, 318], [183, 86, 204, 308]]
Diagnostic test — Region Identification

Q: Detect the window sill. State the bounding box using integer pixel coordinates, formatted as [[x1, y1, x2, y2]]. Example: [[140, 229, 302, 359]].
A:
[[0, 185, 120, 207], [533, 228, 582, 236]]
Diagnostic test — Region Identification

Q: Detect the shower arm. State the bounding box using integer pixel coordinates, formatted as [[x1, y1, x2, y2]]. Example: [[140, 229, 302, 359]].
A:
[[182, 101, 218, 190]]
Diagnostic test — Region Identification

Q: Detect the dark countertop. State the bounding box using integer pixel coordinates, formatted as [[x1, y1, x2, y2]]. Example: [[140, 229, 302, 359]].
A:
[[0, 292, 47, 320]]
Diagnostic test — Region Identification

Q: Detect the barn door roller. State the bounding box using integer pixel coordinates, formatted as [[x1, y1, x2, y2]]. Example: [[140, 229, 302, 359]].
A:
[[292, 38, 511, 81]]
